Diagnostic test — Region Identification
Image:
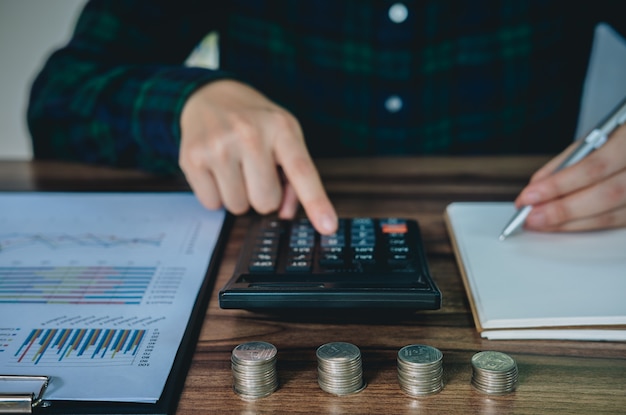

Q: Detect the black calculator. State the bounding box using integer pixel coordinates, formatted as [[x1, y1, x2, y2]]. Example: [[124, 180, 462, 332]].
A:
[[218, 216, 441, 310]]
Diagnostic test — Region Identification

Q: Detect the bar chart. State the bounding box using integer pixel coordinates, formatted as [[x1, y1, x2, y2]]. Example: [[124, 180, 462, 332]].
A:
[[0, 266, 156, 304], [13, 328, 147, 366]]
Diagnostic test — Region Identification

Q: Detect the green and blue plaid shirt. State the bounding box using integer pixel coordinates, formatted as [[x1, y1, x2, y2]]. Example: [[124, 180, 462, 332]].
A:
[[27, 0, 625, 174]]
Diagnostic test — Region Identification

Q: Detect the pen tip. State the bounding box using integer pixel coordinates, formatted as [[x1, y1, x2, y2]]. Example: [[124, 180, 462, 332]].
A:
[[498, 234, 506, 242]]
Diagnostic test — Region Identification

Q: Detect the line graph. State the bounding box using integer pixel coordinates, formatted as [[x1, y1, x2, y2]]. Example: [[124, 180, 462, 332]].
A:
[[0, 232, 164, 253]]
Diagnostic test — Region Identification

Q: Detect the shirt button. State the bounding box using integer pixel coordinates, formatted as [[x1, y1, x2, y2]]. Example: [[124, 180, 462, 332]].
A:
[[384, 95, 403, 113], [388, 3, 408, 24]]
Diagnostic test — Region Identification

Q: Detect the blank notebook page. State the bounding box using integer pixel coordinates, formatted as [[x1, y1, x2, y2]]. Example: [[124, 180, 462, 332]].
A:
[[445, 202, 626, 331]]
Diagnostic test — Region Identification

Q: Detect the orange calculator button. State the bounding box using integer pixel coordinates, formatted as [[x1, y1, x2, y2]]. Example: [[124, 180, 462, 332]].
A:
[[381, 223, 407, 234]]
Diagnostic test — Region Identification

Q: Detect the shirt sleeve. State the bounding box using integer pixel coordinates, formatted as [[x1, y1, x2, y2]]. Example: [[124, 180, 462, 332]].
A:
[[27, 0, 234, 174]]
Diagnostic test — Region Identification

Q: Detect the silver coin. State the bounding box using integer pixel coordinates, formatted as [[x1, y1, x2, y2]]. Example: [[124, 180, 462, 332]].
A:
[[398, 368, 443, 381], [470, 382, 518, 395], [400, 382, 444, 396], [318, 379, 367, 396], [232, 341, 277, 363], [231, 341, 279, 400], [396, 344, 444, 397], [470, 351, 518, 395], [397, 362, 443, 376], [317, 342, 365, 396], [398, 344, 443, 365], [316, 342, 361, 361], [471, 351, 516, 372]]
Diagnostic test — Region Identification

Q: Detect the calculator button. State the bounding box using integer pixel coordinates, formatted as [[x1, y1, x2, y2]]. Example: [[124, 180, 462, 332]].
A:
[[257, 244, 277, 251], [321, 235, 345, 247], [286, 260, 312, 272], [353, 253, 376, 265], [387, 253, 412, 266], [323, 246, 344, 254], [352, 218, 374, 225], [257, 237, 279, 247], [388, 246, 410, 254], [261, 219, 281, 229], [290, 228, 313, 236], [249, 260, 276, 272], [287, 252, 312, 262], [319, 249, 345, 267], [380, 220, 408, 234], [387, 238, 407, 246], [351, 237, 376, 247], [288, 253, 312, 261], [289, 237, 315, 247], [251, 252, 275, 261], [351, 230, 375, 239], [258, 228, 280, 237], [385, 233, 408, 239], [290, 246, 313, 254], [290, 230, 313, 237]]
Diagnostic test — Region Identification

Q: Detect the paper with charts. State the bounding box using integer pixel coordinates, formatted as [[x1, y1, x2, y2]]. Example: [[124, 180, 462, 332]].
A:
[[0, 192, 226, 402]]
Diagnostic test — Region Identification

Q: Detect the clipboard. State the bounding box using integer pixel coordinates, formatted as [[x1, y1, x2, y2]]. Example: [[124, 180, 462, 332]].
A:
[[0, 375, 49, 413], [0, 192, 233, 414]]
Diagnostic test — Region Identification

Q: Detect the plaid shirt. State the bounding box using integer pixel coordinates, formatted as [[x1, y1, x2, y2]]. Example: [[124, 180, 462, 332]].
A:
[[27, 0, 624, 174]]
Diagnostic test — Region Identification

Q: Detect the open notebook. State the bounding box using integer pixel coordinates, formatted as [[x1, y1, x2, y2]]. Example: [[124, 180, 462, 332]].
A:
[[444, 202, 626, 341]]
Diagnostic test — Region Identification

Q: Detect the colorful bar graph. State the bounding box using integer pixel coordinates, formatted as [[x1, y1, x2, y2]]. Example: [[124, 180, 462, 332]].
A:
[[14, 328, 146, 366], [0, 266, 155, 304]]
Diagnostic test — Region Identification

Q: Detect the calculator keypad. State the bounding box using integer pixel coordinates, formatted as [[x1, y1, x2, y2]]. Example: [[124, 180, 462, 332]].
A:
[[247, 217, 419, 274]]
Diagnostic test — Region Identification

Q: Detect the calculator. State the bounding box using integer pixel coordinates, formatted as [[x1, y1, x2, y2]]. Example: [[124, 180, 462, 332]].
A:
[[218, 216, 441, 310]]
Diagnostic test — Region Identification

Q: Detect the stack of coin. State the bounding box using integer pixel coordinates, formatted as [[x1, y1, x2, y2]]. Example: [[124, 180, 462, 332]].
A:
[[470, 351, 518, 395], [231, 341, 279, 400], [316, 342, 365, 395], [396, 344, 444, 396]]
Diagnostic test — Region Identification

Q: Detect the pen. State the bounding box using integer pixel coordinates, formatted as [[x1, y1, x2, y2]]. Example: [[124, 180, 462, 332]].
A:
[[498, 96, 626, 241]]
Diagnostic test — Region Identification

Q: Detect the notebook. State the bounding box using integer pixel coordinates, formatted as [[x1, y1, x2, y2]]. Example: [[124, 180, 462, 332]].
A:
[[444, 202, 626, 341]]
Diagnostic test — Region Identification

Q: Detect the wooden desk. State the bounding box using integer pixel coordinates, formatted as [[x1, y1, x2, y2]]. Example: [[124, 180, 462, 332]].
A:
[[1, 157, 625, 414]]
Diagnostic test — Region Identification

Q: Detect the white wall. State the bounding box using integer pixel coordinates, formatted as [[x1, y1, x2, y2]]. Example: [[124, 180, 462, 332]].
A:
[[0, 0, 86, 160]]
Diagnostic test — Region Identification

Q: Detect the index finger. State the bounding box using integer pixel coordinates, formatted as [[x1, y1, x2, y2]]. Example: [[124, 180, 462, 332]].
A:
[[273, 138, 338, 235]]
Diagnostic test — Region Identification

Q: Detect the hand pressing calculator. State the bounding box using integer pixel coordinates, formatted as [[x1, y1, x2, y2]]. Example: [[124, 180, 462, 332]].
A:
[[219, 216, 441, 310]]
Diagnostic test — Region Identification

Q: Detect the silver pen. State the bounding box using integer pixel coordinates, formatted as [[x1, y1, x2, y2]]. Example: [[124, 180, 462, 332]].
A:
[[499, 97, 626, 241]]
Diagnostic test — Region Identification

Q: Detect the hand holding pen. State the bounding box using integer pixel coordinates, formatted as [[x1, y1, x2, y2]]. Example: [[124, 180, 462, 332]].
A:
[[500, 97, 626, 239]]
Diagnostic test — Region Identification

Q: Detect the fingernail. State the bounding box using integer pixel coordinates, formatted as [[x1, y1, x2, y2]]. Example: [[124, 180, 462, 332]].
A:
[[319, 213, 338, 234]]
